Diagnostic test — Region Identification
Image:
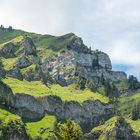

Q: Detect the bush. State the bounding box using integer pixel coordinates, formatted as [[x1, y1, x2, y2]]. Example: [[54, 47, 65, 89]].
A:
[[128, 75, 140, 90], [56, 119, 83, 140]]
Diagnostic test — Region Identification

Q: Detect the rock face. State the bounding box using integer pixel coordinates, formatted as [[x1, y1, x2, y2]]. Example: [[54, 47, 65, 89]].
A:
[[22, 37, 37, 56], [97, 52, 112, 70], [0, 80, 13, 102], [67, 37, 90, 53], [16, 56, 31, 68], [8, 93, 113, 131], [42, 49, 127, 86], [6, 67, 23, 80], [9, 93, 44, 120]]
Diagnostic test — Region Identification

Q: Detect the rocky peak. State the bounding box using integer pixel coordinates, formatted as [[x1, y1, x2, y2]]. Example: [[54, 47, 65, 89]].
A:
[[97, 51, 112, 70], [66, 36, 90, 54], [22, 36, 37, 56]]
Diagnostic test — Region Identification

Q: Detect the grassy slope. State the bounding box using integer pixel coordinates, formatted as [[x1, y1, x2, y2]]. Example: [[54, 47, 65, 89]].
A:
[[0, 108, 21, 124], [26, 115, 57, 139], [0, 29, 78, 58], [2, 77, 109, 103], [0, 108, 57, 139], [0, 35, 24, 47], [92, 116, 140, 139], [0, 29, 25, 44], [91, 116, 118, 140], [119, 92, 140, 116], [126, 119, 140, 137], [2, 57, 18, 70]]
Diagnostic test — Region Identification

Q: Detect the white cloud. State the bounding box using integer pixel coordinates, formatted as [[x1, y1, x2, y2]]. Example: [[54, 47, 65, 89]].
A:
[[106, 38, 140, 65]]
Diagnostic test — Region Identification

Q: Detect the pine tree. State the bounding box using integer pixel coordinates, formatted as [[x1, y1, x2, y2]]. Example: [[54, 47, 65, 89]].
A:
[[56, 119, 83, 140], [128, 75, 140, 90], [0, 25, 4, 31], [105, 82, 119, 114], [131, 101, 140, 120]]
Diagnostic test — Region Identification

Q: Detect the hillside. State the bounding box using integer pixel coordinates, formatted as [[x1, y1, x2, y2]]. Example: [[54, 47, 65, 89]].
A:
[[0, 27, 140, 140]]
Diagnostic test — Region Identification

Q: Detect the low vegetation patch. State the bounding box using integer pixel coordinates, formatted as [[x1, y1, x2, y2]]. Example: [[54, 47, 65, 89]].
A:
[[2, 57, 18, 70], [2, 77, 109, 103], [26, 115, 57, 139], [119, 92, 140, 116]]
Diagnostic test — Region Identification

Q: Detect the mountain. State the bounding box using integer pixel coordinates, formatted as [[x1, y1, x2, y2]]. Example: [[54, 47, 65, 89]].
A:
[[0, 27, 140, 140]]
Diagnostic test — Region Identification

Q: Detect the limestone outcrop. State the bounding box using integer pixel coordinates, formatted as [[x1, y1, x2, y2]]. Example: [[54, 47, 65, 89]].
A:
[[8, 93, 113, 131], [42, 49, 127, 86]]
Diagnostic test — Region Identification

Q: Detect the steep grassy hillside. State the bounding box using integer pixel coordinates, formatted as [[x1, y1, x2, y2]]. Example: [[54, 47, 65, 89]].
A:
[[119, 91, 140, 116], [2, 77, 109, 103], [0, 29, 79, 58], [0, 29, 25, 44], [90, 116, 139, 139]]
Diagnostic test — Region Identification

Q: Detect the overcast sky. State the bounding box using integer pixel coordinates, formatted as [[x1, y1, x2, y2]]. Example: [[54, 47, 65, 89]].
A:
[[1, 0, 140, 79]]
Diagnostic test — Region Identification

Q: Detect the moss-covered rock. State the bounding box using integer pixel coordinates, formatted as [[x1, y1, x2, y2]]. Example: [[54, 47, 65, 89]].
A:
[[0, 109, 29, 140]]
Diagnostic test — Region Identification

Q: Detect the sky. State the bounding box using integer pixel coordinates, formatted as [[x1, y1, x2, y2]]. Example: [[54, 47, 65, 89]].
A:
[[0, 0, 140, 79]]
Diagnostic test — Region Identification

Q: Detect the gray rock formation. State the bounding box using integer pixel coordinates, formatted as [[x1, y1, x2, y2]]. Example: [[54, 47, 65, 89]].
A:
[[0, 80, 13, 102], [16, 55, 31, 68], [67, 37, 90, 53], [8, 93, 113, 131], [22, 37, 37, 56], [9, 93, 44, 120], [41, 49, 127, 86], [6, 67, 23, 80]]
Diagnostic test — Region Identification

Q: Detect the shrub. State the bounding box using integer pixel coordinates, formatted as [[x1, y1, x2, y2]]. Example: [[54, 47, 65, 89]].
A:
[[131, 101, 140, 120], [128, 75, 140, 90], [56, 119, 83, 140]]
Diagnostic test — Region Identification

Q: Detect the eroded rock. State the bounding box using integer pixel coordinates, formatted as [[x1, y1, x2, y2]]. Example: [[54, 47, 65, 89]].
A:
[[0, 80, 13, 102], [22, 37, 37, 56]]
